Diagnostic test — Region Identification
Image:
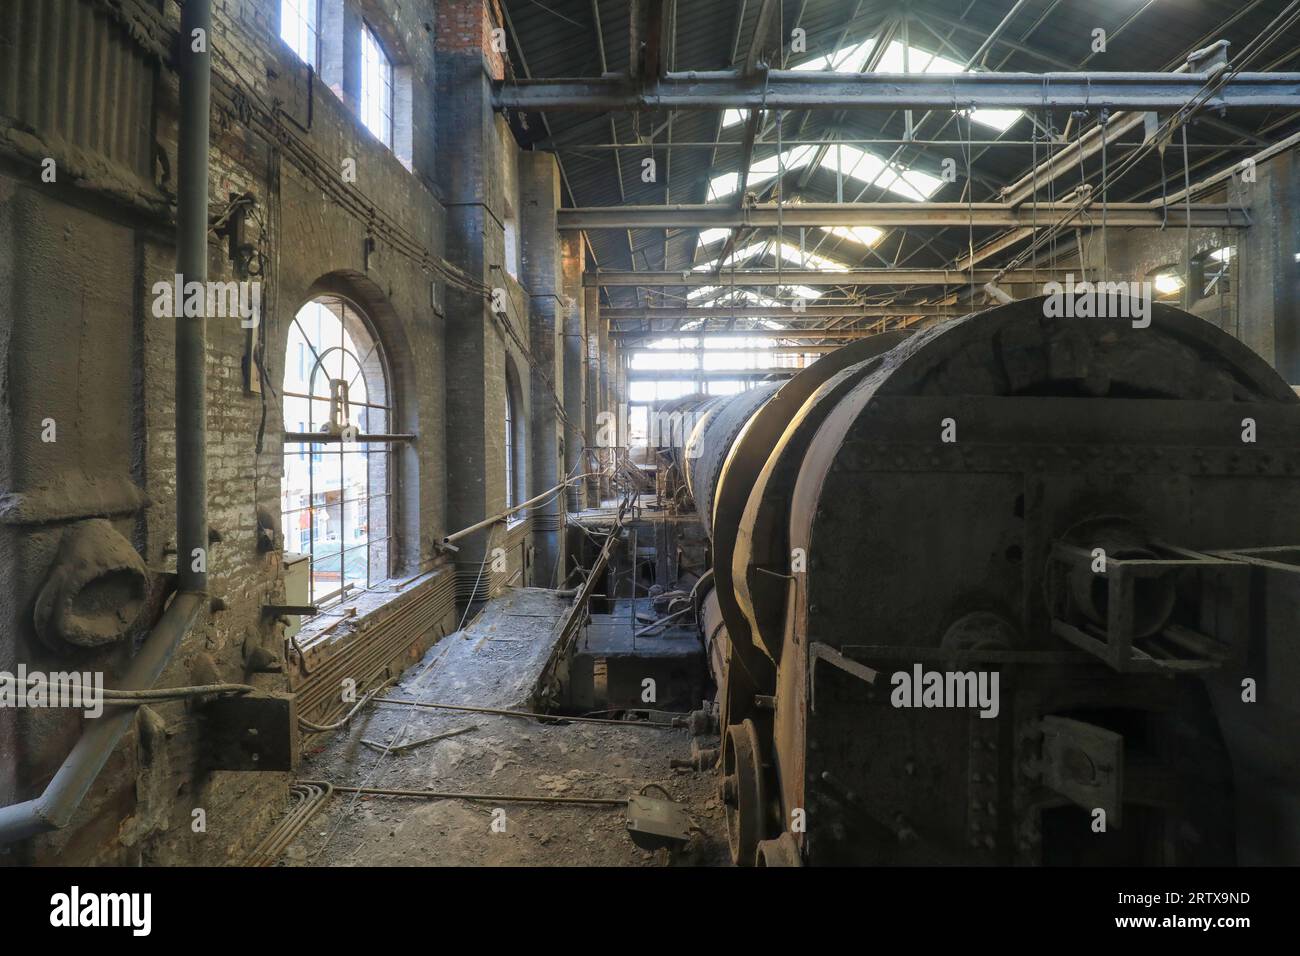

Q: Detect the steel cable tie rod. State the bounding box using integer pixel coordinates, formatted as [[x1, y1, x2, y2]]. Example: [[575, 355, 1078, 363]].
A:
[[372, 697, 682, 729], [327, 784, 627, 806]]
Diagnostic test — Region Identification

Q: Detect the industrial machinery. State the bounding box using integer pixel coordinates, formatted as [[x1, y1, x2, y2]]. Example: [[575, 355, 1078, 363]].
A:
[[660, 297, 1300, 867]]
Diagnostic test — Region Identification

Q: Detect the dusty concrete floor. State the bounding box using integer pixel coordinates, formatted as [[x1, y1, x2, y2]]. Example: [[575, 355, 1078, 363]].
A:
[[283, 712, 727, 866], [268, 588, 729, 867]]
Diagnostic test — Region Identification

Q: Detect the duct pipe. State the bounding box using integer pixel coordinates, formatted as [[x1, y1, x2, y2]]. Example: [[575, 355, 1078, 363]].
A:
[[176, 0, 212, 592], [0, 0, 213, 845], [0, 594, 205, 842]]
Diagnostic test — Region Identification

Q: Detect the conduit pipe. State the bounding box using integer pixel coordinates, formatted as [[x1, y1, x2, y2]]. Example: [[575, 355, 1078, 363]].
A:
[[443, 473, 598, 546], [0, 0, 213, 844]]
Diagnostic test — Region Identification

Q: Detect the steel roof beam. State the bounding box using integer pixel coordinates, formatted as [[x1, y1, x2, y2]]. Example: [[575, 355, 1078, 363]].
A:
[[585, 268, 1066, 287], [559, 201, 1247, 229], [613, 329, 898, 339], [604, 304, 959, 319], [628, 368, 798, 380], [495, 71, 1300, 113]]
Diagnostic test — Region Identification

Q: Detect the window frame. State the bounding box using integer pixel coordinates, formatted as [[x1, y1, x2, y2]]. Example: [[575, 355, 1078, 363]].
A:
[[281, 295, 397, 607], [360, 22, 395, 149], [504, 357, 527, 526], [279, 0, 321, 69]]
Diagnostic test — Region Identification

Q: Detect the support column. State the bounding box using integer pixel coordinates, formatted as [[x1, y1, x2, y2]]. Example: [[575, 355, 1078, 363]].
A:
[[520, 152, 565, 583], [561, 233, 586, 512], [598, 310, 614, 501], [435, 0, 506, 605], [584, 287, 602, 508], [1235, 151, 1300, 380]]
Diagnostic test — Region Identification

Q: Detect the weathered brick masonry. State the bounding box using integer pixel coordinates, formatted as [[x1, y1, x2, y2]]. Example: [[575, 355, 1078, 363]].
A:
[[0, 0, 615, 865]]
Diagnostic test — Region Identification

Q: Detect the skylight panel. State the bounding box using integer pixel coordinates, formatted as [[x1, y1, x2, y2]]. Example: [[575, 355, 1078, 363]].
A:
[[707, 173, 741, 202], [821, 225, 883, 246], [722, 109, 748, 128], [701, 241, 850, 273], [791, 38, 876, 72], [868, 40, 1023, 132], [698, 228, 732, 246], [817, 143, 942, 201], [775, 242, 849, 271], [749, 145, 816, 179], [707, 146, 816, 201]]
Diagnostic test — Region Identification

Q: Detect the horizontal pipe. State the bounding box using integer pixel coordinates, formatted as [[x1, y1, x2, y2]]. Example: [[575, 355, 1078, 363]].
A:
[[585, 267, 1062, 287], [559, 202, 1248, 230], [329, 784, 627, 806], [611, 329, 900, 340], [627, 368, 799, 381], [283, 432, 416, 443], [443, 474, 597, 545], [628, 344, 847, 354], [549, 138, 1258, 150], [603, 304, 957, 320], [495, 70, 1300, 113], [0, 592, 205, 843]]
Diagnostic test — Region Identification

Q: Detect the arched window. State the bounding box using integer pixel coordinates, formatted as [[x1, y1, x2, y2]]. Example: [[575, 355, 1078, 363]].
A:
[[281, 297, 393, 604], [504, 357, 526, 517]]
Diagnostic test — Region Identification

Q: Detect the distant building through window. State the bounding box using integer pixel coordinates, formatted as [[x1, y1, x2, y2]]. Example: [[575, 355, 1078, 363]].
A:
[[282, 296, 393, 604]]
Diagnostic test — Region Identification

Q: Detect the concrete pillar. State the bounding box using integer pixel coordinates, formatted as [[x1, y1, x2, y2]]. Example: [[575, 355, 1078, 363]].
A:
[[1235, 151, 1300, 380], [520, 151, 565, 582]]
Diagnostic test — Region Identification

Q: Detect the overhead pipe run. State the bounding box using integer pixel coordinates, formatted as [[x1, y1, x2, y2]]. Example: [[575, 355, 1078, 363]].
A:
[[0, 0, 213, 845], [557, 202, 1249, 230], [493, 70, 1300, 113], [583, 267, 1068, 287]]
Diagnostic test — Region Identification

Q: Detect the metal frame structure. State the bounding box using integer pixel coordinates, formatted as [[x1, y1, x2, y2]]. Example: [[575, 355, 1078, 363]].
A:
[[498, 0, 1300, 344], [495, 70, 1300, 112]]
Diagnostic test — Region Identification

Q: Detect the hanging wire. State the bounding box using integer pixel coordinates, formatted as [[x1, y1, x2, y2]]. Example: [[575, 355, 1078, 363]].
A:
[[1100, 108, 1109, 280], [963, 109, 974, 305], [1030, 112, 1039, 290], [1182, 124, 1194, 309]]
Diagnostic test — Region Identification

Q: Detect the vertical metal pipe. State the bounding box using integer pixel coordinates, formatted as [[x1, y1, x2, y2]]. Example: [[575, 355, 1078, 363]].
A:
[[176, 0, 211, 593]]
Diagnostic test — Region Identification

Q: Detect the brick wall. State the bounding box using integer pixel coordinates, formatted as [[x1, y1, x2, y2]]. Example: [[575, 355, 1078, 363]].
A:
[[435, 0, 506, 80], [0, 0, 473, 866], [0, 0, 579, 866]]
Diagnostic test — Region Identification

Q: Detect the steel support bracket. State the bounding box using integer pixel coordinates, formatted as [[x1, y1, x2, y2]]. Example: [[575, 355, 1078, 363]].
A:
[[1028, 715, 1125, 829], [201, 691, 299, 773]]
